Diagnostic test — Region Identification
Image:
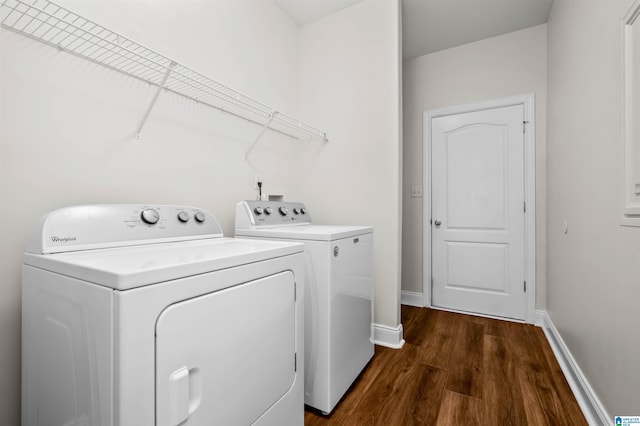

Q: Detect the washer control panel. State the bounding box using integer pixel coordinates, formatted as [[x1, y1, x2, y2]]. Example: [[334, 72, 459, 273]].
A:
[[240, 200, 311, 227], [27, 204, 223, 254]]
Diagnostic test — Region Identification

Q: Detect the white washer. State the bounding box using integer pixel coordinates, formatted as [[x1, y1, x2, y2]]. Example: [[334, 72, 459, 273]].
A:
[[22, 204, 305, 426], [235, 200, 374, 415]]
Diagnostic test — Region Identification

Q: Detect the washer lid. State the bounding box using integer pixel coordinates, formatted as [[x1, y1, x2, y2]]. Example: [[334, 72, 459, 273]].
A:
[[235, 224, 373, 241], [23, 237, 303, 290]]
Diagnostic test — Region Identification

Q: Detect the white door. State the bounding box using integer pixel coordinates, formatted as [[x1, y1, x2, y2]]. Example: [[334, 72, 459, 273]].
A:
[[155, 272, 296, 426], [431, 104, 526, 320]]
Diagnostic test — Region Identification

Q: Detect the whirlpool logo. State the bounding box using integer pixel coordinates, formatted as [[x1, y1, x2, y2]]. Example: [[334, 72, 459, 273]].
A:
[[51, 236, 77, 243]]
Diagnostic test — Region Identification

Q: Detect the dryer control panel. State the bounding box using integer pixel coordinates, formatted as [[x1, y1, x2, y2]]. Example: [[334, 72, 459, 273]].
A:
[[27, 204, 223, 254], [236, 201, 311, 228]]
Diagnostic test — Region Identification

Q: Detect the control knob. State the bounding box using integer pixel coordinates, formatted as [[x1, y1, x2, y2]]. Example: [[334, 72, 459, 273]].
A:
[[194, 212, 206, 223], [300, 207, 307, 215], [177, 211, 190, 223], [264, 207, 273, 215], [279, 206, 289, 216], [140, 209, 160, 225], [293, 208, 300, 214], [254, 207, 264, 215]]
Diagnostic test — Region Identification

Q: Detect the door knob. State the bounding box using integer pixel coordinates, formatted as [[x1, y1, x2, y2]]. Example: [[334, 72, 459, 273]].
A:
[[434, 219, 442, 227]]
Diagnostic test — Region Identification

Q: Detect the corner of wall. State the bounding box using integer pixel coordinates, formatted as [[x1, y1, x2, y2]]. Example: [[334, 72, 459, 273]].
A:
[[373, 323, 405, 349]]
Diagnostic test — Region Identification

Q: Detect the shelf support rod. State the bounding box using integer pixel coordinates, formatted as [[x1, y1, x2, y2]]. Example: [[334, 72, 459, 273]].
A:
[[245, 111, 278, 160], [135, 61, 177, 139]]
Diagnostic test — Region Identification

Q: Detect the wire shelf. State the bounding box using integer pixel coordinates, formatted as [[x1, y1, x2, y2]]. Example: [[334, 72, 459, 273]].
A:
[[1, 0, 328, 141]]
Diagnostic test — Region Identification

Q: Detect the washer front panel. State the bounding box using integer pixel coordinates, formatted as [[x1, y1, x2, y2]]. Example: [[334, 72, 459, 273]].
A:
[[235, 233, 374, 414]]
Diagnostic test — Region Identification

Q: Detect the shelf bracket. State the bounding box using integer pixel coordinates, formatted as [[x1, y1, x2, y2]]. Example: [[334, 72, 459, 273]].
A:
[[245, 111, 278, 160], [135, 61, 177, 139]]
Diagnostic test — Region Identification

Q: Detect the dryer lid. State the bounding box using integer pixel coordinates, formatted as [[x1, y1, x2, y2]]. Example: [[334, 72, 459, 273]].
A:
[[23, 237, 303, 290]]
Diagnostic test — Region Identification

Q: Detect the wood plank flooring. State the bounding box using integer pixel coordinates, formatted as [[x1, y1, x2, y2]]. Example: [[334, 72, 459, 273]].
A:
[[304, 306, 587, 425]]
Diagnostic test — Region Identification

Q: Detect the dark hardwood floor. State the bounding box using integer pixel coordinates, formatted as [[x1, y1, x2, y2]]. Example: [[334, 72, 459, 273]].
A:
[[304, 306, 587, 425]]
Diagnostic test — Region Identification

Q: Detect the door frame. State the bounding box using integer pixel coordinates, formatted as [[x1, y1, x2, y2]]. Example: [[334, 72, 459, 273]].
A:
[[422, 94, 536, 323]]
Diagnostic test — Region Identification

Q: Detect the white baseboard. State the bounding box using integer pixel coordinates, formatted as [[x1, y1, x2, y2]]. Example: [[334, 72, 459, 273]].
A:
[[537, 310, 610, 425], [373, 323, 405, 349], [400, 290, 425, 307]]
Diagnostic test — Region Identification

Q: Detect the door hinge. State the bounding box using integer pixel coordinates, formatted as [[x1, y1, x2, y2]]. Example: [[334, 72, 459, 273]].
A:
[[524, 201, 526, 213], [294, 353, 297, 372], [523, 120, 529, 134], [524, 281, 527, 292]]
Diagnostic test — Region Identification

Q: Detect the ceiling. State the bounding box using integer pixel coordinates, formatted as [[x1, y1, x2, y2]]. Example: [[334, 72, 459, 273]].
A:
[[274, 0, 553, 60], [274, 0, 364, 26]]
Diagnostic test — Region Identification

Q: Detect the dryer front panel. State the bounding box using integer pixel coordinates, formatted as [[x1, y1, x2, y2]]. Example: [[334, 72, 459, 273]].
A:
[[155, 271, 296, 426]]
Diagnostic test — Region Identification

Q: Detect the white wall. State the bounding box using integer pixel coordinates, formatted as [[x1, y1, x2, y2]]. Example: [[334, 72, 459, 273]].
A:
[[402, 25, 548, 309], [1, 1, 300, 422], [546, 0, 640, 415], [295, 0, 403, 330], [0, 0, 402, 421]]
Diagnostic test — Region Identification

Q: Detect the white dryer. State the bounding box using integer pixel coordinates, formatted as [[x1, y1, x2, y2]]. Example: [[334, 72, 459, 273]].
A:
[[235, 200, 374, 415], [22, 204, 305, 426]]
